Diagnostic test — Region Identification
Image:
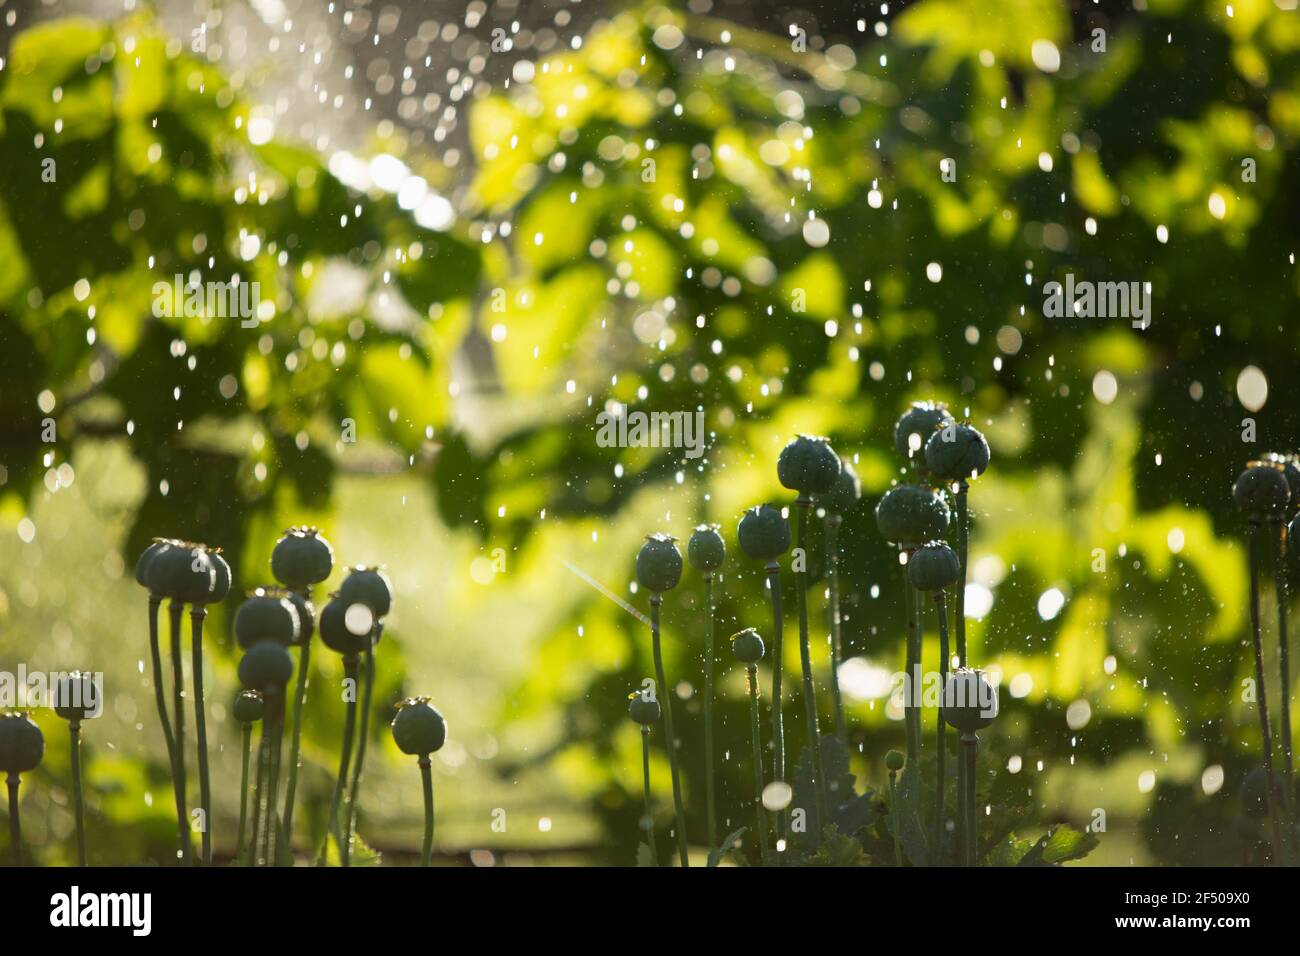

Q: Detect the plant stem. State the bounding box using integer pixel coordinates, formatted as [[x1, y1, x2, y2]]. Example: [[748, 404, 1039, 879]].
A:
[[1248, 522, 1286, 863], [650, 595, 689, 867], [6, 773, 21, 866], [640, 726, 659, 867], [189, 607, 212, 866], [826, 516, 847, 741], [262, 692, 285, 866], [902, 553, 921, 765], [1270, 523, 1295, 814], [887, 770, 901, 867], [702, 574, 718, 852], [765, 560, 787, 856], [961, 734, 978, 867], [69, 720, 86, 866], [147, 595, 187, 864], [795, 497, 828, 835], [167, 599, 191, 864], [746, 664, 771, 866], [342, 636, 377, 866], [247, 713, 268, 867], [933, 591, 951, 865], [281, 587, 314, 851], [322, 655, 359, 866], [236, 724, 252, 865], [955, 483, 970, 667], [419, 755, 435, 867]]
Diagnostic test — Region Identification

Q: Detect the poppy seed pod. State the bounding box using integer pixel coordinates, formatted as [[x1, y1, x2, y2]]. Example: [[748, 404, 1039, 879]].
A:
[[777, 434, 842, 496], [238, 641, 294, 691], [822, 458, 862, 519], [285, 590, 315, 644], [135, 538, 173, 591], [318, 597, 371, 657], [924, 422, 990, 484], [730, 627, 766, 664], [391, 698, 447, 756], [875, 484, 951, 548], [232, 690, 265, 724], [1233, 462, 1290, 522], [627, 692, 661, 726], [0, 713, 45, 775], [894, 401, 953, 461], [208, 549, 232, 603], [737, 505, 791, 562], [942, 668, 999, 734], [271, 527, 335, 590], [635, 534, 683, 593], [151, 542, 219, 604], [885, 750, 905, 772], [338, 566, 393, 619], [907, 541, 961, 592], [53, 672, 100, 722], [1239, 767, 1284, 821], [234, 588, 301, 649], [1262, 453, 1300, 510], [687, 524, 726, 573]]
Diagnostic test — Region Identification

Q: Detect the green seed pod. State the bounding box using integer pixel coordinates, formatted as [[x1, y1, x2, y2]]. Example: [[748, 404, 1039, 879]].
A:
[[894, 401, 953, 462], [1233, 461, 1290, 522], [875, 484, 951, 548], [338, 566, 393, 619], [822, 458, 862, 519], [232, 690, 265, 724], [318, 596, 371, 657], [687, 524, 726, 573], [924, 422, 990, 484], [151, 542, 219, 604], [1238, 767, 1285, 821], [885, 750, 905, 772], [238, 641, 294, 691], [942, 668, 998, 734], [135, 538, 173, 591], [627, 691, 661, 726], [1263, 453, 1300, 511], [53, 671, 100, 722], [286, 591, 315, 644], [234, 588, 301, 649], [777, 434, 842, 496], [730, 627, 766, 664], [0, 713, 45, 775], [391, 697, 447, 756], [209, 549, 232, 603], [907, 540, 961, 592], [271, 527, 335, 590], [635, 534, 682, 593], [737, 504, 791, 562]]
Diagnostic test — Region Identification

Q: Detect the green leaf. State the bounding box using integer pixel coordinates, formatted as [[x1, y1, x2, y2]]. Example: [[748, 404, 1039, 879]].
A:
[[893, 764, 930, 866], [1016, 825, 1100, 866], [707, 827, 747, 868]]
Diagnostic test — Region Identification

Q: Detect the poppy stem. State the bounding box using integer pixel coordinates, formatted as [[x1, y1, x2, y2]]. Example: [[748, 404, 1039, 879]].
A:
[[322, 655, 359, 866], [702, 573, 718, 852], [955, 483, 970, 667], [649, 595, 689, 867], [1248, 522, 1286, 863], [189, 607, 212, 866], [262, 692, 285, 866], [281, 587, 314, 851], [640, 726, 659, 867], [1269, 523, 1295, 816], [343, 635, 378, 866], [794, 497, 828, 836], [419, 755, 435, 867], [746, 664, 771, 867], [69, 720, 86, 867], [826, 516, 847, 741], [961, 733, 978, 866], [147, 595, 187, 864], [765, 560, 787, 858], [247, 712, 268, 867], [6, 772, 21, 866], [902, 554, 921, 765], [236, 724, 252, 865], [167, 599, 191, 865], [933, 591, 951, 864], [887, 769, 901, 867]]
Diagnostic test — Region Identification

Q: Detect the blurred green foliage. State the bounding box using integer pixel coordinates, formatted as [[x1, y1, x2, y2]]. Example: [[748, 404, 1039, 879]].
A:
[[2, 0, 1300, 864]]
